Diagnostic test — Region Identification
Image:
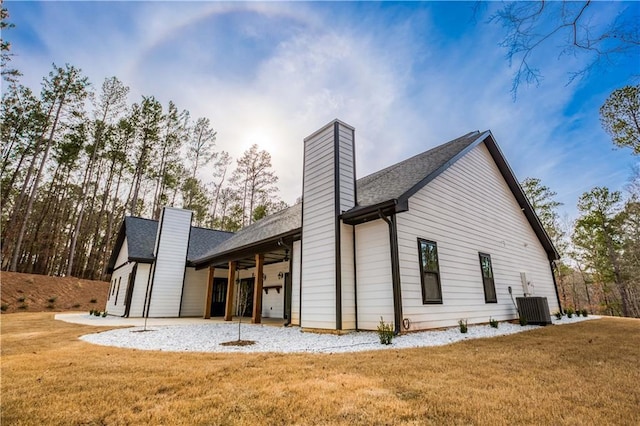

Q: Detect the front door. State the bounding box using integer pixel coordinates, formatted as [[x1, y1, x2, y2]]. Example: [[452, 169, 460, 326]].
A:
[[210, 278, 227, 317], [238, 278, 254, 317]]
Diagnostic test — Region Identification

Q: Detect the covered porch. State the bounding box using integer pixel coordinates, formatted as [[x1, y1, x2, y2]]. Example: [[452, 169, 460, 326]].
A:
[[197, 233, 298, 325]]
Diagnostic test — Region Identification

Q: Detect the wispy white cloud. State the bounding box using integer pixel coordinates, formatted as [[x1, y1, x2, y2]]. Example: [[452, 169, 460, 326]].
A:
[[6, 1, 637, 218]]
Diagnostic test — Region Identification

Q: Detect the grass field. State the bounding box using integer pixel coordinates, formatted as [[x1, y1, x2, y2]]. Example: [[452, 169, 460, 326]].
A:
[[1, 313, 639, 425]]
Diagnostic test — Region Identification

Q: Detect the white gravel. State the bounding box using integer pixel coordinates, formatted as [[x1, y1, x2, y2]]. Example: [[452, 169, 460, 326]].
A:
[[80, 315, 597, 354]]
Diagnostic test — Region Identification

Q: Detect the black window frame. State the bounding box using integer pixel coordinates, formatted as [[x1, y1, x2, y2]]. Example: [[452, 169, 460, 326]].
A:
[[478, 252, 497, 303], [114, 277, 122, 305], [417, 238, 443, 304]]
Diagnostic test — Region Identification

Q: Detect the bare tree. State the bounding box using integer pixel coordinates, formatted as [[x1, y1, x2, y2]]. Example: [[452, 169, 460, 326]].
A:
[[489, 1, 640, 97]]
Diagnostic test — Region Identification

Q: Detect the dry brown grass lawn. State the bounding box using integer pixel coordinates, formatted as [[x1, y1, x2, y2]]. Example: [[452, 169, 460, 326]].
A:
[[1, 313, 639, 425]]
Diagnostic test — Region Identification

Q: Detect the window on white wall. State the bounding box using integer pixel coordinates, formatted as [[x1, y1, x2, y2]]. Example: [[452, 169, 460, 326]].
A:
[[478, 253, 497, 303], [114, 277, 121, 305], [418, 238, 442, 304]]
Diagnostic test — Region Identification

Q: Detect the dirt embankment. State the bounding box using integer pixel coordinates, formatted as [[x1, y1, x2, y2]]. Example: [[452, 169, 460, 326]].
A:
[[1, 271, 109, 314]]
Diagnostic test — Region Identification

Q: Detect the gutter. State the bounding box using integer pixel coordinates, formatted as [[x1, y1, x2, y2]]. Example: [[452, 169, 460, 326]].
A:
[[378, 209, 403, 335]]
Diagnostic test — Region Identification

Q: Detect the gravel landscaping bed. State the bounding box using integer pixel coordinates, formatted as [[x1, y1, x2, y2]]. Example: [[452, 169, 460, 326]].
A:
[[80, 315, 597, 354]]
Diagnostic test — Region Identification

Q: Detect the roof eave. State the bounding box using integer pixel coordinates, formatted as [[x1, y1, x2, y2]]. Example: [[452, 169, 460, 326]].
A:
[[342, 199, 408, 225], [193, 228, 302, 269]]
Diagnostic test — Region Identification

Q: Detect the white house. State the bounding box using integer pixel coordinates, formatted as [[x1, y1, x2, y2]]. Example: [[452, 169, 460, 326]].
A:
[[106, 119, 561, 332]]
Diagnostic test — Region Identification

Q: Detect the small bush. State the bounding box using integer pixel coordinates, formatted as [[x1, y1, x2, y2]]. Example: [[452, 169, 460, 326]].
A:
[[566, 308, 574, 318], [377, 317, 394, 345], [489, 317, 499, 328], [101, 311, 108, 318], [581, 309, 588, 317], [458, 319, 468, 333], [1, 303, 8, 312], [17, 296, 25, 303], [46, 303, 55, 309], [519, 316, 528, 326], [18, 303, 28, 310], [554, 311, 562, 320], [48, 296, 57, 303], [93, 310, 101, 317], [90, 299, 97, 304], [89, 309, 95, 315]]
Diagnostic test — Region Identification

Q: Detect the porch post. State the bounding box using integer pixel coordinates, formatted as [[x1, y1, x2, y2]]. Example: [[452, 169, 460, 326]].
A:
[[252, 254, 264, 324], [204, 266, 215, 319], [224, 261, 236, 321]]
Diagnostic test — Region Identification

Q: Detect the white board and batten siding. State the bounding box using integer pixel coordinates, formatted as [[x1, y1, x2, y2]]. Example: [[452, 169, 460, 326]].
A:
[[301, 120, 356, 330], [114, 237, 128, 269], [147, 207, 192, 317], [396, 142, 559, 330], [341, 222, 356, 329], [128, 264, 151, 317], [106, 262, 132, 316], [106, 239, 132, 316], [355, 220, 394, 330], [180, 267, 208, 317]]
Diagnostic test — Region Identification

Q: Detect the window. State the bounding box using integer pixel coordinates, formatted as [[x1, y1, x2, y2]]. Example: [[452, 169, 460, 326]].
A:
[[478, 253, 497, 303], [114, 277, 121, 305], [418, 239, 442, 304]]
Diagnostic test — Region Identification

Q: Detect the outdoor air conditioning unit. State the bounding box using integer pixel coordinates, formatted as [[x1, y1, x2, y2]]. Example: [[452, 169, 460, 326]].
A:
[[516, 297, 552, 325]]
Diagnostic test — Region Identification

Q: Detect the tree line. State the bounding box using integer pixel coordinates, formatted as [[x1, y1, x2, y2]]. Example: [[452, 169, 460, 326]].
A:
[[1, 7, 286, 280], [522, 85, 640, 318]]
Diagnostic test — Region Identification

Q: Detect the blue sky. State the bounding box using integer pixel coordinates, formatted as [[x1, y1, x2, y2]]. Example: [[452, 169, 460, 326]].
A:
[[5, 1, 639, 221]]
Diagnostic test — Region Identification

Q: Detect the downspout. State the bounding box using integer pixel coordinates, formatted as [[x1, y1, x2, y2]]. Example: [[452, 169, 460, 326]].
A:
[[352, 225, 358, 331], [550, 260, 563, 314], [278, 238, 292, 326], [378, 210, 403, 335]]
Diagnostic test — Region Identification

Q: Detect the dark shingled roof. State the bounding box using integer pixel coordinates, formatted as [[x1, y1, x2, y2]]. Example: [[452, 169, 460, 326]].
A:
[[195, 203, 302, 263], [187, 227, 234, 263], [107, 216, 234, 272], [123, 217, 158, 262], [355, 131, 481, 207]]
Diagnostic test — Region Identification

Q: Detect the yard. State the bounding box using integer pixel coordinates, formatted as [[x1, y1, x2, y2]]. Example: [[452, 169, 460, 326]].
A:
[[1, 312, 639, 425]]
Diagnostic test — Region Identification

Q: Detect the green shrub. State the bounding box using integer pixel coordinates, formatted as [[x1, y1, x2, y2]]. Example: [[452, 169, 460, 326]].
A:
[[377, 317, 394, 345], [566, 308, 574, 318], [581, 309, 588, 317], [554, 311, 562, 320], [101, 311, 108, 318], [46, 303, 55, 309], [48, 296, 57, 303], [17, 296, 25, 303], [93, 310, 101, 317], [489, 317, 499, 328], [89, 309, 95, 315], [458, 319, 468, 333], [519, 316, 528, 326], [1, 303, 8, 312], [18, 303, 28, 310], [90, 298, 97, 304]]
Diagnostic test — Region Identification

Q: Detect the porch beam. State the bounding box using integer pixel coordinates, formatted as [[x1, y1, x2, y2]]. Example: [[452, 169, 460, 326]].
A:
[[252, 254, 264, 324], [204, 266, 215, 319], [224, 261, 236, 321]]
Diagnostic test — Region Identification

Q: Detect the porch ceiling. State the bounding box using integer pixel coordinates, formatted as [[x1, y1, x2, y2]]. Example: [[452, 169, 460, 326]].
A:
[[205, 247, 291, 270]]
